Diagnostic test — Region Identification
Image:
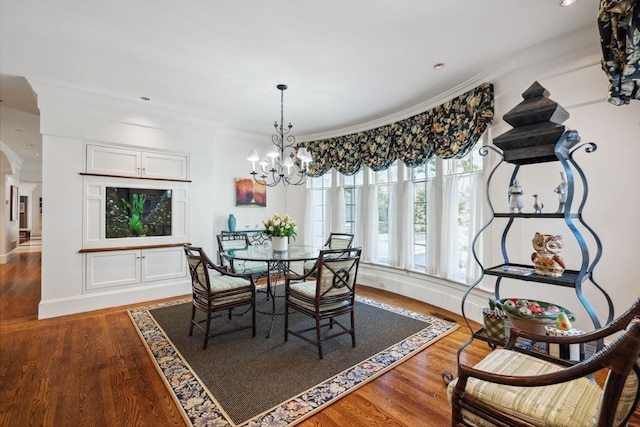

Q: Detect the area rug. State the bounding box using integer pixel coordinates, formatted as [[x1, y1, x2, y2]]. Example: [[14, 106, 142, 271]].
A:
[[129, 293, 458, 426]]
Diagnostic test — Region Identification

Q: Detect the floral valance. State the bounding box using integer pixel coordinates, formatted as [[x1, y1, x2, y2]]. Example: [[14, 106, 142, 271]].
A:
[[301, 83, 494, 177]]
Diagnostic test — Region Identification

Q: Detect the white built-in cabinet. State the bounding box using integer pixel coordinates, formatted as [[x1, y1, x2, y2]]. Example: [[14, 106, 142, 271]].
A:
[[81, 143, 190, 294], [86, 144, 188, 181], [84, 246, 186, 292]]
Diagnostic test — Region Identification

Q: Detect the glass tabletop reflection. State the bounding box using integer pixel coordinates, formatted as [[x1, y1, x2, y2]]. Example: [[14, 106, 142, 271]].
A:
[[223, 244, 320, 262]]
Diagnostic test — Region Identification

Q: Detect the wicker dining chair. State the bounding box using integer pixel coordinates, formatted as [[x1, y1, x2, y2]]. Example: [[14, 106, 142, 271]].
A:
[[216, 232, 269, 278], [184, 244, 256, 349], [285, 247, 361, 359], [448, 296, 640, 427], [303, 232, 355, 275]]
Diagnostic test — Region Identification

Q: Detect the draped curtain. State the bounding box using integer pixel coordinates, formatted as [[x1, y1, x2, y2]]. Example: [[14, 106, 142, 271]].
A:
[[425, 179, 438, 276], [466, 173, 484, 285], [598, 0, 640, 105], [300, 83, 494, 176], [364, 184, 379, 263], [387, 182, 399, 267], [440, 175, 460, 281], [398, 180, 414, 270]]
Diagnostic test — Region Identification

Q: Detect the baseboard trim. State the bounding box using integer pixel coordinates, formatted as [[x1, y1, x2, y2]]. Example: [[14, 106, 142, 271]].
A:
[[38, 279, 191, 319], [358, 264, 490, 324]]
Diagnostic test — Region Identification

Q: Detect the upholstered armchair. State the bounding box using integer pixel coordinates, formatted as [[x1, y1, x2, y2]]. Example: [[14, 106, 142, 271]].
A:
[[448, 297, 640, 427]]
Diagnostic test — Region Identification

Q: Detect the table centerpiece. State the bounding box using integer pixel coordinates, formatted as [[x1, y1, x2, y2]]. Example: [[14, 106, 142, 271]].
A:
[[263, 213, 297, 251]]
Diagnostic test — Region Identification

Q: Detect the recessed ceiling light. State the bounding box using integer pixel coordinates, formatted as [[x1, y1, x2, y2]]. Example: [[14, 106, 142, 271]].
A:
[[560, 0, 576, 6], [433, 63, 445, 70], [140, 96, 151, 101]]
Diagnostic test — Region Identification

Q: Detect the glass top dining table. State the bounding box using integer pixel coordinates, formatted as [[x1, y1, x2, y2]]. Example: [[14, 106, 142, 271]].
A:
[[223, 244, 320, 263], [222, 244, 320, 338]]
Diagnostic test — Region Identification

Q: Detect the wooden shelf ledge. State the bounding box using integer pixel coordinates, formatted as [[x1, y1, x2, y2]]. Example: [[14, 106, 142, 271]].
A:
[[79, 243, 187, 253]]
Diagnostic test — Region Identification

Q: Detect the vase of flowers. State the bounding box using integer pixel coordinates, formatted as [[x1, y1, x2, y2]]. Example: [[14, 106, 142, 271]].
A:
[[271, 236, 288, 251], [263, 213, 296, 251]]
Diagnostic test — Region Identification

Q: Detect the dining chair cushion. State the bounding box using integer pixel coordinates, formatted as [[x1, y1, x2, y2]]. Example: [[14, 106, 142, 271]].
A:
[[303, 248, 352, 274], [205, 276, 254, 305], [328, 236, 352, 249], [288, 282, 350, 312], [220, 239, 249, 250], [446, 349, 603, 427], [218, 237, 250, 269], [233, 260, 269, 276]]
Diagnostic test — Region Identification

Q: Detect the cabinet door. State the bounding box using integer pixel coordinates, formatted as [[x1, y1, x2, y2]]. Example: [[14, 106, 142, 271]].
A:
[[85, 250, 141, 291], [141, 152, 188, 180], [86, 145, 141, 177], [141, 247, 187, 282]]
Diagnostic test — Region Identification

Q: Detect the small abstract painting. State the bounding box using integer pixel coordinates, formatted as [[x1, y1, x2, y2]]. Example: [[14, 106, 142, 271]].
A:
[[236, 178, 266, 207]]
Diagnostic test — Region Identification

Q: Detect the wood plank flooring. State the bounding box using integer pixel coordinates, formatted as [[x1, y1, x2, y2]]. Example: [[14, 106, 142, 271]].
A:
[[1, 246, 638, 426]]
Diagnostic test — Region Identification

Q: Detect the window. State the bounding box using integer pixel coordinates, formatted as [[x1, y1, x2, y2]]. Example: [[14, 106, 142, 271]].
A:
[[411, 158, 436, 269], [372, 163, 397, 264], [409, 139, 483, 282], [307, 173, 332, 248], [341, 171, 363, 235], [439, 143, 484, 282], [306, 134, 485, 285]]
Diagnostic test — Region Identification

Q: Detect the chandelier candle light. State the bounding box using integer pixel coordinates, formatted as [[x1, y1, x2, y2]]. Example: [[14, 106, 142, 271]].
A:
[[247, 84, 313, 187]]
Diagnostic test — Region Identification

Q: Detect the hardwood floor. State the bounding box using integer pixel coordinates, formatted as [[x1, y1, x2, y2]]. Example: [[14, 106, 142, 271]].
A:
[[1, 246, 638, 426]]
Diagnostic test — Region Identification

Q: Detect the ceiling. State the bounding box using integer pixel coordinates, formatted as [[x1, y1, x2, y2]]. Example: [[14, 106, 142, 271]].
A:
[[0, 0, 601, 178]]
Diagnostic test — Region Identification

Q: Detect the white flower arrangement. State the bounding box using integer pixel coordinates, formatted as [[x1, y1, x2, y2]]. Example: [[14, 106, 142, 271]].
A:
[[263, 213, 297, 239]]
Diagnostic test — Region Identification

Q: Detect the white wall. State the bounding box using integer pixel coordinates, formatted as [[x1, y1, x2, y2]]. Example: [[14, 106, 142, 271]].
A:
[[32, 81, 291, 318], [0, 143, 22, 262]]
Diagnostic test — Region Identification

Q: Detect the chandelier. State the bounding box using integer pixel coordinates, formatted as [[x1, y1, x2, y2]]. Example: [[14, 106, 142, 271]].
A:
[[247, 84, 312, 187]]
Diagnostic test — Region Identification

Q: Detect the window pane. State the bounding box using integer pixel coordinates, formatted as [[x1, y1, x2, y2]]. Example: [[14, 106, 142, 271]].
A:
[[310, 188, 327, 247], [344, 187, 356, 234], [455, 175, 473, 278]]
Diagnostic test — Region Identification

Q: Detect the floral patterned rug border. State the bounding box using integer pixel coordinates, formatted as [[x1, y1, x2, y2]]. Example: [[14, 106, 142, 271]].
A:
[[128, 296, 459, 427]]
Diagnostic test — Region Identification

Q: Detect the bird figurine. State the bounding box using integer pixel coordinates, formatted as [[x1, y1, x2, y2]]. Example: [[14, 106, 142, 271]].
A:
[[532, 194, 544, 213]]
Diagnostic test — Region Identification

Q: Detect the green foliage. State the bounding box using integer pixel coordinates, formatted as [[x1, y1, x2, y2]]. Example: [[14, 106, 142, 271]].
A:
[[121, 194, 148, 236]]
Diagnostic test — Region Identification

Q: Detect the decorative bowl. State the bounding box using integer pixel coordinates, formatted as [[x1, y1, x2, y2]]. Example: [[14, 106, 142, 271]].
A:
[[497, 298, 575, 335]]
